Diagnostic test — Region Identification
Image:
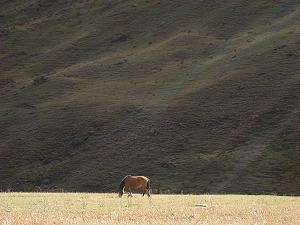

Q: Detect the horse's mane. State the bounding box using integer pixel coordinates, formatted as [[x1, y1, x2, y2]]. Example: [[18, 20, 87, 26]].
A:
[[119, 175, 131, 191]]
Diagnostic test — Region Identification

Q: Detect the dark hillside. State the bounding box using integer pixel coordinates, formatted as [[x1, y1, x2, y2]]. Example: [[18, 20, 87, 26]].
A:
[[0, 0, 299, 194]]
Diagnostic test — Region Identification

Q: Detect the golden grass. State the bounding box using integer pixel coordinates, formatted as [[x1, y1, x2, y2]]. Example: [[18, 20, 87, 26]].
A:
[[0, 193, 299, 225]]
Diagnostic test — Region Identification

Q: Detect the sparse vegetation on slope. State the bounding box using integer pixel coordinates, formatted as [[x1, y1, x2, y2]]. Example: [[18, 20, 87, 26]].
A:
[[0, 0, 299, 194]]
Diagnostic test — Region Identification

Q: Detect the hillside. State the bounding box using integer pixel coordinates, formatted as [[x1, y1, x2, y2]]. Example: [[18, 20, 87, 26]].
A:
[[0, 0, 299, 194]]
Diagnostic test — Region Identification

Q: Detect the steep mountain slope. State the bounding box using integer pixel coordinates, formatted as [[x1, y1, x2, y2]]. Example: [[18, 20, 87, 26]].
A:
[[0, 0, 299, 194]]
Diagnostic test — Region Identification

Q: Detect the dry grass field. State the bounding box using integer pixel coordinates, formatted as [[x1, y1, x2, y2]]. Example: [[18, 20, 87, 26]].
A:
[[0, 193, 299, 225]]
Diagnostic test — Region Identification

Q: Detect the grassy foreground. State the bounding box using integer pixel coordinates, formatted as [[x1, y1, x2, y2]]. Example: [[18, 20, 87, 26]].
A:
[[0, 193, 299, 225]]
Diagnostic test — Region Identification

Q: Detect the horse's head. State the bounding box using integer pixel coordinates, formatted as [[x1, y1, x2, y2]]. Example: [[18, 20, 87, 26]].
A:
[[119, 176, 128, 197], [118, 190, 124, 198]]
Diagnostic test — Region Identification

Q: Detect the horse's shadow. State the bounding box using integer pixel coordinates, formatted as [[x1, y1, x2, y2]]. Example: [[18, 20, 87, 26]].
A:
[[119, 193, 152, 207]]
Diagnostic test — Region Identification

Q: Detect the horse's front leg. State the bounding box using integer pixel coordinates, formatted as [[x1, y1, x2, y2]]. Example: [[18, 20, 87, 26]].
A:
[[127, 188, 133, 197]]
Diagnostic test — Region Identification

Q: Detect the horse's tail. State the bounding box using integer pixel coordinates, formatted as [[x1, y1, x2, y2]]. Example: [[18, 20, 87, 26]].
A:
[[146, 178, 151, 190], [119, 175, 130, 191]]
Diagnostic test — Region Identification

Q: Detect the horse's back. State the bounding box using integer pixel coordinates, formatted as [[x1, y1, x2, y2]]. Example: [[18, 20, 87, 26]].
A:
[[127, 175, 148, 181], [137, 176, 149, 181], [126, 176, 149, 188]]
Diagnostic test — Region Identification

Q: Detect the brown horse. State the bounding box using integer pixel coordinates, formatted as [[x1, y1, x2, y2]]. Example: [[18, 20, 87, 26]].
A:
[[118, 175, 151, 197]]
